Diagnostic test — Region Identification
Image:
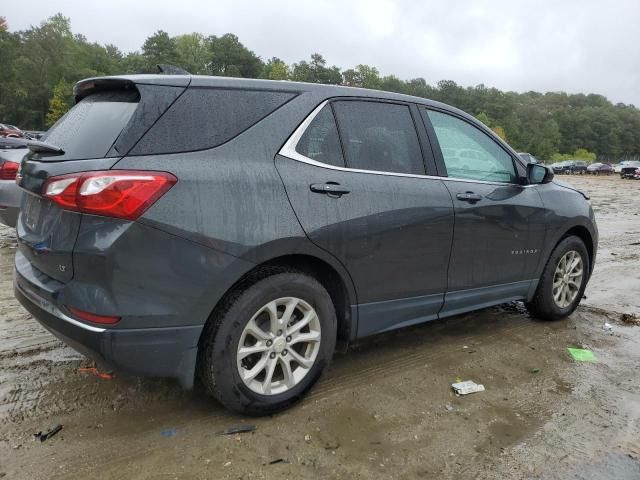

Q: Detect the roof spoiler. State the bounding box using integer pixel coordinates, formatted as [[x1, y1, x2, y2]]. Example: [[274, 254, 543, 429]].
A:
[[73, 78, 138, 102], [74, 74, 191, 103]]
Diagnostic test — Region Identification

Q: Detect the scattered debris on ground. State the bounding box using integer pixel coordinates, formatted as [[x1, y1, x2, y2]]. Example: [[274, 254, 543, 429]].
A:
[[452, 380, 485, 395], [496, 301, 529, 315], [217, 424, 256, 436], [78, 367, 114, 380], [34, 425, 63, 442], [620, 313, 640, 326], [567, 347, 598, 362]]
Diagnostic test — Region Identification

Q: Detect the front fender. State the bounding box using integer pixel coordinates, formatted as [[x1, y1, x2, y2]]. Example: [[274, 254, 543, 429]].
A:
[[534, 182, 598, 280]]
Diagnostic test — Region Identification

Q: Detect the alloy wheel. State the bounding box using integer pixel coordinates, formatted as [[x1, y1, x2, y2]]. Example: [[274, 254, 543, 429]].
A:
[[237, 297, 321, 395], [552, 250, 584, 308]]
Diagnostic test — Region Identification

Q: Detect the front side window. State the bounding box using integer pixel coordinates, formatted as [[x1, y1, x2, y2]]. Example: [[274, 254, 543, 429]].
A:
[[295, 105, 345, 167], [424, 109, 516, 183], [332, 101, 424, 175]]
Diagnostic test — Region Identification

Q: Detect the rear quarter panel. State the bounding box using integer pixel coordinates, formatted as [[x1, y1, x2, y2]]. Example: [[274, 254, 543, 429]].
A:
[[114, 93, 323, 258], [113, 92, 358, 320]]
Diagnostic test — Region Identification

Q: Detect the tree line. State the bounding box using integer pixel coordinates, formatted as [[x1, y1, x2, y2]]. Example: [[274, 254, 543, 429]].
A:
[[1, 14, 639, 162]]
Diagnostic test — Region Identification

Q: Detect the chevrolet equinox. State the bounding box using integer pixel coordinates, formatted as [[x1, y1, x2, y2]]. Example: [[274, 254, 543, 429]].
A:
[[14, 75, 598, 415]]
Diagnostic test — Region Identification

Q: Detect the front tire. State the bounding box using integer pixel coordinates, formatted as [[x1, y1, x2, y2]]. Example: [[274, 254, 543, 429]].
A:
[[527, 236, 590, 320], [198, 270, 337, 415]]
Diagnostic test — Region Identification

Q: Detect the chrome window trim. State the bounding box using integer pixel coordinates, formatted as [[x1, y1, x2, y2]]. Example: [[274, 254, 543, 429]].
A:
[[16, 282, 107, 333], [279, 100, 536, 188]]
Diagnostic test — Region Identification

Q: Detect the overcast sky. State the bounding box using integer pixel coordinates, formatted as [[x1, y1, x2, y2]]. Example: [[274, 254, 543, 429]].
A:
[[4, 0, 640, 105]]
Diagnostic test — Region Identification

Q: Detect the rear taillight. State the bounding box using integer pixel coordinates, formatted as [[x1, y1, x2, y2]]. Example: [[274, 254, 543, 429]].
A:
[[42, 170, 177, 220], [66, 306, 120, 325], [0, 161, 19, 180]]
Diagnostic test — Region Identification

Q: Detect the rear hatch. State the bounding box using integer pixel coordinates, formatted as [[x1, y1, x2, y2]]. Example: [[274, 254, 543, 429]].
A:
[[17, 76, 189, 282]]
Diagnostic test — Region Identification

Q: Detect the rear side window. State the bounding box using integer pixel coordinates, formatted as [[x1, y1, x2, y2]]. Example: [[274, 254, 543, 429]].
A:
[[43, 90, 139, 161], [332, 101, 424, 175], [295, 105, 345, 167], [131, 88, 296, 155]]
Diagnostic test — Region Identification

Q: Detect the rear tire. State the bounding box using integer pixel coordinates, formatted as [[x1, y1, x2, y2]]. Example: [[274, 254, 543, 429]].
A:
[[527, 236, 590, 321], [198, 270, 337, 415]]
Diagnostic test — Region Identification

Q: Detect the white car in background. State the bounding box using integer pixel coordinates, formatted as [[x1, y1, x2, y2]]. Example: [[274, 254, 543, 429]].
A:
[[614, 161, 634, 173]]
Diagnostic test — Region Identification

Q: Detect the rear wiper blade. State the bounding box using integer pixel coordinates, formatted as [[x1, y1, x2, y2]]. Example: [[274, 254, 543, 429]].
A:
[[0, 136, 65, 155]]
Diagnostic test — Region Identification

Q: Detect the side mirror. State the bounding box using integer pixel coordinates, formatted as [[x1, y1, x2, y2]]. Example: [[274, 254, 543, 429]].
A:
[[527, 163, 554, 184]]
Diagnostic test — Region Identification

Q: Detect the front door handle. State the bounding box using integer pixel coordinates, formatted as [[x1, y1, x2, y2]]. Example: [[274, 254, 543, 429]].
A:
[[456, 191, 482, 203], [310, 183, 350, 197]]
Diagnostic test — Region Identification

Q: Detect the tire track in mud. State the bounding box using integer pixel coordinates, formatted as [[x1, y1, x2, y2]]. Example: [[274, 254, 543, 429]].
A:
[[474, 313, 640, 479], [0, 339, 62, 359], [0, 226, 85, 424], [3, 298, 538, 428], [52, 314, 549, 480], [307, 316, 535, 402]]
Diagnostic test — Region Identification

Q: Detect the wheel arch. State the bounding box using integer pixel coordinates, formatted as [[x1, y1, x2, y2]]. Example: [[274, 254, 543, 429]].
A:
[[197, 251, 357, 361], [260, 254, 355, 344], [534, 221, 597, 288], [562, 225, 595, 275]]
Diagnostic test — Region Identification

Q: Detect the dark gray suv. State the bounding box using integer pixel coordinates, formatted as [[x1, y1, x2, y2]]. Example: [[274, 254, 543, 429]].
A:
[[14, 75, 597, 415]]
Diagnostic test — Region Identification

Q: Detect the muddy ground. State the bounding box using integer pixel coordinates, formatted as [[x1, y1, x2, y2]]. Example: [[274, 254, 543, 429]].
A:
[[0, 175, 638, 479]]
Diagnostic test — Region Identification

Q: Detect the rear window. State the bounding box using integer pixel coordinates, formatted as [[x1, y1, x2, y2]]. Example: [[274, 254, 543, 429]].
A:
[[295, 105, 345, 167], [131, 87, 296, 155], [333, 100, 425, 175], [42, 90, 139, 161]]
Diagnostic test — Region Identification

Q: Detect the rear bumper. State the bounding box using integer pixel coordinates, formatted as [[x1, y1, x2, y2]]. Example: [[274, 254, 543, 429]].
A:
[[15, 276, 203, 388]]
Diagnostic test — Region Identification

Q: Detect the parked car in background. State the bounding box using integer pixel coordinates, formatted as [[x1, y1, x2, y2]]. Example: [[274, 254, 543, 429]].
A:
[[518, 152, 543, 164], [24, 130, 46, 140], [0, 124, 25, 138], [14, 74, 598, 415], [0, 140, 26, 227], [551, 160, 587, 174], [620, 161, 640, 179], [566, 161, 588, 174], [614, 161, 634, 173], [550, 161, 569, 174], [586, 163, 613, 175]]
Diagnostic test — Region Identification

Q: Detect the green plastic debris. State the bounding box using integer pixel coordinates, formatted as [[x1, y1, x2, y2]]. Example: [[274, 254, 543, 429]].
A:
[[530, 368, 541, 373], [567, 347, 598, 363]]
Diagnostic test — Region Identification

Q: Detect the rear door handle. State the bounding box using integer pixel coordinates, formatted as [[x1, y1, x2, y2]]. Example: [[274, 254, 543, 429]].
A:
[[310, 183, 350, 197], [456, 191, 482, 203]]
